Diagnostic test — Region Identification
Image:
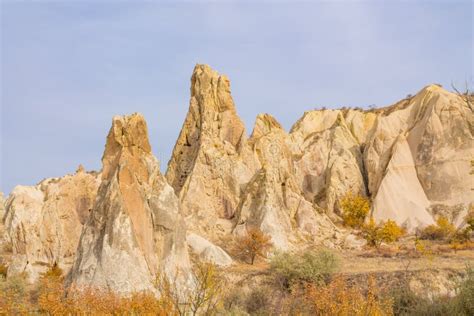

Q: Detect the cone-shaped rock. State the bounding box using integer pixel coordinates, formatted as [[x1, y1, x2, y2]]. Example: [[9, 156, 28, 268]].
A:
[[69, 113, 192, 294]]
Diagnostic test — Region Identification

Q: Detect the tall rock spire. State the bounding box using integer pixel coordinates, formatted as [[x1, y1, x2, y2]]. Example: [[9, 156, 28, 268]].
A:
[[166, 65, 257, 238], [69, 113, 192, 294]]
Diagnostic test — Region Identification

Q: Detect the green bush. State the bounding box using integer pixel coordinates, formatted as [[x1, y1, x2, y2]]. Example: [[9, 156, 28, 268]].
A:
[[270, 249, 339, 288]]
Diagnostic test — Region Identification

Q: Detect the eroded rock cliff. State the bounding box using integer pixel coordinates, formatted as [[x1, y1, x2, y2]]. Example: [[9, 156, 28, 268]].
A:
[[3, 168, 100, 282], [366, 85, 473, 229]]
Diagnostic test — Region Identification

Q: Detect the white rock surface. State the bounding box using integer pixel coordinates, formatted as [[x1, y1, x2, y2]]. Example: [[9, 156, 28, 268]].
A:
[[187, 233, 233, 266], [371, 136, 434, 231]]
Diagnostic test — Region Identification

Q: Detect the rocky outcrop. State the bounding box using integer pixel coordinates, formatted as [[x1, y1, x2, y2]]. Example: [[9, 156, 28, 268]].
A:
[[166, 65, 473, 244], [289, 110, 368, 220], [186, 233, 233, 267], [234, 114, 341, 249], [3, 169, 100, 282], [69, 113, 192, 294], [366, 85, 474, 228], [166, 65, 257, 239]]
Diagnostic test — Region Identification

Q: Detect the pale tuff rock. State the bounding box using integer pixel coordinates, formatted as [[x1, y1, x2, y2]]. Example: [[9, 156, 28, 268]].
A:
[[69, 113, 192, 294], [234, 114, 340, 249], [289, 110, 367, 220], [3, 170, 100, 282], [366, 85, 474, 228], [344, 110, 377, 144], [166, 64, 257, 239], [186, 233, 233, 267], [343, 233, 367, 250], [371, 135, 434, 231]]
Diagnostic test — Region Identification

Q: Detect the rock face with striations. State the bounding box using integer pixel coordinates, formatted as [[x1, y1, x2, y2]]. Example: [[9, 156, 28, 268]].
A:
[[3, 169, 100, 282], [166, 64, 257, 239], [289, 110, 369, 221], [366, 85, 474, 230], [233, 114, 340, 249], [69, 113, 192, 294], [167, 65, 473, 238]]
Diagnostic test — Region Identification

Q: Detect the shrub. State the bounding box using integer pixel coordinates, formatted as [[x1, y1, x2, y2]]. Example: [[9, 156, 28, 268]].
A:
[[0, 273, 30, 314], [0, 263, 7, 278], [245, 287, 271, 315], [456, 266, 474, 315], [159, 261, 224, 316], [235, 227, 273, 264], [270, 249, 339, 288], [340, 192, 370, 228], [362, 218, 404, 248], [379, 219, 405, 243], [286, 275, 393, 315], [390, 266, 474, 316], [420, 216, 456, 240], [362, 217, 383, 248], [466, 210, 474, 232]]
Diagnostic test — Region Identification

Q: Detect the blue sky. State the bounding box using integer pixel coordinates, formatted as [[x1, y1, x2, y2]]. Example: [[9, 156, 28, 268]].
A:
[[1, 1, 472, 194]]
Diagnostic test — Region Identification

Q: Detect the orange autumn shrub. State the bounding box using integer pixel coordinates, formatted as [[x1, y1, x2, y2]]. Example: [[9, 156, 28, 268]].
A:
[[235, 227, 273, 264], [285, 276, 393, 315], [0, 274, 31, 314], [36, 263, 176, 315]]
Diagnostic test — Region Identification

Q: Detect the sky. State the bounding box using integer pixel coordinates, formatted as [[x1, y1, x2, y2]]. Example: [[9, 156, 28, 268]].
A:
[[1, 0, 472, 194]]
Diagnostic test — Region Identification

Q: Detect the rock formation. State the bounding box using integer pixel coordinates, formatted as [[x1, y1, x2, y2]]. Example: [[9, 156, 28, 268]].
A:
[[365, 85, 474, 229], [289, 110, 368, 221], [2, 65, 472, 294], [186, 233, 233, 267], [3, 169, 100, 282], [371, 135, 434, 231], [166, 64, 257, 239], [69, 113, 192, 294], [233, 114, 340, 249], [166, 64, 472, 243]]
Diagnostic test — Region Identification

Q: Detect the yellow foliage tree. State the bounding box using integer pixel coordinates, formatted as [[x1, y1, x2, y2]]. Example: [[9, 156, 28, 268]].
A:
[[340, 192, 370, 228]]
